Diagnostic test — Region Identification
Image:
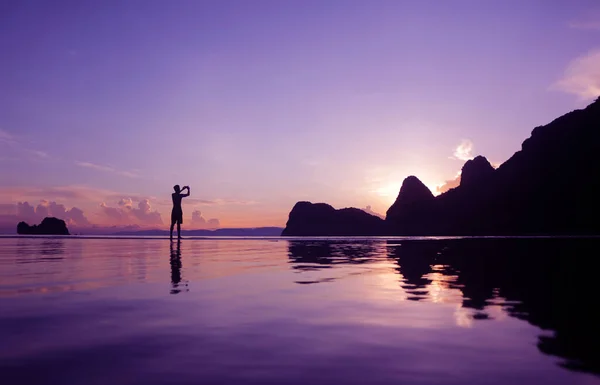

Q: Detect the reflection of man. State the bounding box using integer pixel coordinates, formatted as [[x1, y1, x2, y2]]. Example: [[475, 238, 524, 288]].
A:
[[170, 185, 190, 240], [170, 239, 182, 294]]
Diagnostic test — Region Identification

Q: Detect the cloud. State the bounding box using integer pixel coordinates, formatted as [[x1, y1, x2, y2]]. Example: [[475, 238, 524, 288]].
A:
[[0, 185, 126, 203], [436, 172, 462, 195], [183, 198, 256, 206], [30, 150, 49, 158], [133, 199, 162, 224], [207, 218, 220, 228], [100, 202, 128, 222], [553, 49, 600, 101], [65, 207, 89, 226], [76, 161, 140, 178], [100, 198, 163, 227], [0, 203, 17, 215], [0, 129, 16, 144], [452, 140, 474, 161], [568, 20, 600, 30], [362, 205, 384, 219], [118, 198, 133, 207], [0, 200, 91, 228], [568, 10, 600, 30], [190, 209, 220, 229], [23, 186, 107, 200], [0, 186, 167, 230], [0, 129, 49, 159], [17, 202, 36, 219], [191, 210, 206, 227]]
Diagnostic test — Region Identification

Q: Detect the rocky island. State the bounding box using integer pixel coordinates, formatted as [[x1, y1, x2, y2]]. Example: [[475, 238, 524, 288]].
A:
[[282, 97, 600, 236], [281, 202, 386, 236], [17, 217, 70, 235]]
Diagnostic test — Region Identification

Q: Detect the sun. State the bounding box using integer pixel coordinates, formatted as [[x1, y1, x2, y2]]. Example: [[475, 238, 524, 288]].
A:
[[371, 178, 443, 206], [373, 182, 401, 198]]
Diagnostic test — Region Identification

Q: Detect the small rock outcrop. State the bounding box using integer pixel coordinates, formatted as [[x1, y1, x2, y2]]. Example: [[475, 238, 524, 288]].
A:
[[281, 201, 386, 236], [17, 217, 70, 235]]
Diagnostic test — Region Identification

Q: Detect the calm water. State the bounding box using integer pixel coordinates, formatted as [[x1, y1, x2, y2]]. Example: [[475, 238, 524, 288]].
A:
[[1, 237, 599, 385]]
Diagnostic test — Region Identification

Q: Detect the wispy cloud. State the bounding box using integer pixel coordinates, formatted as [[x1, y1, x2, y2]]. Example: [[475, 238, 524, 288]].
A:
[[184, 198, 256, 206], [0, 128, 48, 158], [75, 161, 140, 178], [568, 10, 600, 31], [451, 139, 474, 161], [0, 129, 15, 144], [568, 20, 600, 30], [29, 150, 49, 158], [553, 49, 600, 101], [0, 185, 148, 205]]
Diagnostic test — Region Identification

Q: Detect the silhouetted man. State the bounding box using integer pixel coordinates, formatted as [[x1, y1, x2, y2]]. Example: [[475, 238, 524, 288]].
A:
[[170, 184, 190, 240]]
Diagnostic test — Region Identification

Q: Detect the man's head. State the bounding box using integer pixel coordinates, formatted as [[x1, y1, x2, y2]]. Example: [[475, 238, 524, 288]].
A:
[[173, 184, 181, 193]]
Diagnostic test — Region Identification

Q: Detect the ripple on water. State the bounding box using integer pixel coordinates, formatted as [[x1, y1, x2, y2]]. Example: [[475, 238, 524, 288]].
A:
[[0, 237, 599, 384]]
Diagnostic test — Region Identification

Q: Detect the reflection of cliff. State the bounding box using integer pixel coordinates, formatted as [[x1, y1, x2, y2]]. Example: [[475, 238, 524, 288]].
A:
[[40, 240, 65, 257], [467, 239, 600, 375], [287, 241, 378, 270], [288, 238, 600, 374], [287, 241, 334, 270], [287, 241, 379, 285], [386, 238, 600, 375], [386, 242, 434, 300]]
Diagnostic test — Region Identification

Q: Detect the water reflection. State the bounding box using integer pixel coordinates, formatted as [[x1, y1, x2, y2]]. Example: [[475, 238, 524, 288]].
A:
[[14, 239, 66, 263], [40, 240, 65, 257], [387, 241, 435, 301], [287, 240, 381, 284], [287, 241, 334, 271], [287, 240, 379, 270], [169, 239, 187, 294], [1, 237, 598, 379], [287, 238, 600, 375]]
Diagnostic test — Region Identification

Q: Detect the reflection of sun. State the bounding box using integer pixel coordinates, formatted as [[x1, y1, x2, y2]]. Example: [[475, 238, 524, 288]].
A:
[[369, 262, 408, 302], [428, 276, 446, 303], [454, 305, 473, 328], [425, 266, 463, 304]]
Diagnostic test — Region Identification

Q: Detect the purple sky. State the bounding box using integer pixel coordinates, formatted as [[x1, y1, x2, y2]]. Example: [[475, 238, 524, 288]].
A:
[[1, 0, 599, 229]]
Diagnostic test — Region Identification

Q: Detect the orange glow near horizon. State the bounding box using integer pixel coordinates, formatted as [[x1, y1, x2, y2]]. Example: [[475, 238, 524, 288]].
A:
[[0, 171, 458, 230]]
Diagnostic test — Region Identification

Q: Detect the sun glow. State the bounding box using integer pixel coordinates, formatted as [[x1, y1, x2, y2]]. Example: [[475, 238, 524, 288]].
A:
[[371, 179, 444, 204], [373, 182, 402, 199]]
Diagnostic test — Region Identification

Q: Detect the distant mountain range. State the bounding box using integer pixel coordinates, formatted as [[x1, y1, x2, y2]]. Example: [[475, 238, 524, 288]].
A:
[[283, 97, 600, 236], [112, 227, 284, 237]]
